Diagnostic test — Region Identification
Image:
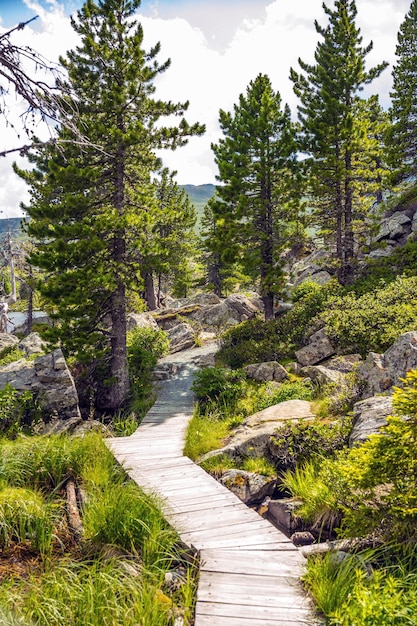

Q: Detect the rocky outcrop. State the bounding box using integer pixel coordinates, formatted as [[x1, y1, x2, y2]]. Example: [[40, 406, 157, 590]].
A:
[[357, 331, 417, 398], [244, 361, 288, 383], [0, 346, 81, 423], [199, 399, 315, 463], [300, 354, 361, 386], [191, 294, 263, 329], [290, 247, 335, 287], [349, 396, 393, 446], [295, 328, 336, 366], [167, 322, 196, 353], [127, 312, 159, 332]]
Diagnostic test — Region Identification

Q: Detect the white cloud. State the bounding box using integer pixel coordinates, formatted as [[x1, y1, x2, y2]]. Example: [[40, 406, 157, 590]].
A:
[[0, 0, 412, 215]]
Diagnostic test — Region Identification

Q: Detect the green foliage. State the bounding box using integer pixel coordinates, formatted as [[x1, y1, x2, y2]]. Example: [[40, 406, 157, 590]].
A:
[[184, 406, 243, 461], [83, 479, 177, 563], [255, 380, 313, 411], [191, 366, 245, 412], [303, 552, 363, 618], [270, 418, 351, 472], [283, 369, 417, 542], [324, 275, 417, 355], [218, 280, 337, 367], [0, 347, 25, 366], [290, 0, 388, 284], [0, 384, 41, 437], [127, 326, 170, 382], [0, 486, 54, 555], [355, 237, 417, 294], [387, 0, 417, 184]]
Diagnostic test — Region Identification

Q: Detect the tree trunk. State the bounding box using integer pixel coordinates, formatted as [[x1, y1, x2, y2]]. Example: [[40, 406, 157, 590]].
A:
[[144, 272, 157, 310], [109, 272, 129, 411]]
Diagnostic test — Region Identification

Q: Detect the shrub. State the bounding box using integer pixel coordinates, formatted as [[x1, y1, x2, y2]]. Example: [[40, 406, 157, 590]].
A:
[[0, 384, 41, 437], [191, 367, 245, 412], [218, 280, 340, 367], [0, 486, 54, 555], [255, 380, 313, 412], [270, 417, 351, 472], [324, 275, 417, 356], [127, 326, 170, 381]]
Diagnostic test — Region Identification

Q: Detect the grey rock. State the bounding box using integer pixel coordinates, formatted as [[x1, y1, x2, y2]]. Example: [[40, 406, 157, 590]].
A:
[[307, 270, 333, 286], [300, 364, 343, 386], [267, 498, 304, 534], [244, 361, 288, 383], [0, 333, 19, 354], [18, 332, 47, 356], [35, 415, 83, 436], [167, 323, 196, 353], [218, 469, 276, 504], [375, 212, 411, 241], [200, 400, 315, 462], [349, 396, 393, 446], [192, 294, 263, 329], [0, 348, 81, 421], [357, 332, 417, 398], [127, 312, 158, 332], [295, 328, 336, 366], [291, 531, 316, 547]]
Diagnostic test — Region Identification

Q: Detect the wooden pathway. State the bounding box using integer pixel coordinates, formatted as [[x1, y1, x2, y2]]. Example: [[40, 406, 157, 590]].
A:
[[106, 361, 318, 625]]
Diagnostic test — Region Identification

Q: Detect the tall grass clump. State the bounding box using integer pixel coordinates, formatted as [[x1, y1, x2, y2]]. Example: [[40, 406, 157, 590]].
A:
[[83, 479, 178, 569], [0, 487, 55, 555], [0, 559, 180, 626], [0, 432, 117, 491]]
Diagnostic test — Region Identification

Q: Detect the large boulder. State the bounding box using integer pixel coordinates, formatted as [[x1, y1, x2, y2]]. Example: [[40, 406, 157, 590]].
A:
[[127, 312, 159, 332], [357, 331, 417, 398], [18, 332, 48, 357], [244, 361, 288, 383], [199, 399, 315, 462], [295, 328, 336, 366], [0, 348, 81, 422], [374, 211, 411, 242], [191, 294, 263, 329], [167, 322, 196, 353], [349, 396, 393, 446]]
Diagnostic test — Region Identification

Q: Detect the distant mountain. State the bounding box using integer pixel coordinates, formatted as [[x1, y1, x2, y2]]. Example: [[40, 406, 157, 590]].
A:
[[181, 184, 216, 230]]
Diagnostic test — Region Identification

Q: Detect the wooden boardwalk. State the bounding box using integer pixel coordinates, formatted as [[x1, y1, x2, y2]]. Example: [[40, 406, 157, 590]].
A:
[[106, 362, 318, 625]]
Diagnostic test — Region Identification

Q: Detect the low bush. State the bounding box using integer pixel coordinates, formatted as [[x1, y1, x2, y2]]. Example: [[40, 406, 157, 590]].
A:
[[270, 417, 351, 472], [191, 366, 246, 412], [324, 275, 417, 356], [0, 384, 42, 437], [218, 280, 339, 367]]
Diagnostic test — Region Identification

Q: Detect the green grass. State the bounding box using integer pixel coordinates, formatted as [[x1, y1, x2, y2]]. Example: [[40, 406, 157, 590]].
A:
[[0, 432, 198, 625]]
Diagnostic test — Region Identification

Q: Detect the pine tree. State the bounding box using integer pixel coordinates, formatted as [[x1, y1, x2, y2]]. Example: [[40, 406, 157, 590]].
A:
[[16, 0, 203, 412], [290, 0, 387, 284], [211, 73, 302, 319], [388, 0, 417, 185], [140, 168, 197, 308]]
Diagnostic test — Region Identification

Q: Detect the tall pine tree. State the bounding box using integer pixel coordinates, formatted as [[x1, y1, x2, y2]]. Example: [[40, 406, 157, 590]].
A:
[[388, 0, 417, 185], [16, 0, 203, 412], [211, 73, 302, 319], [290, 0, 387, 284]]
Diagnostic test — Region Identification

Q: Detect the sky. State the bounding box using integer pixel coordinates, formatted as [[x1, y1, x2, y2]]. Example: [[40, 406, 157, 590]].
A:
[[0, 0, 412, 217]]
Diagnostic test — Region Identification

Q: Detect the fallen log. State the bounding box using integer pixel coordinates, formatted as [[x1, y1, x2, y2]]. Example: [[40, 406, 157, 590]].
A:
[[65, 477, 84, 543]]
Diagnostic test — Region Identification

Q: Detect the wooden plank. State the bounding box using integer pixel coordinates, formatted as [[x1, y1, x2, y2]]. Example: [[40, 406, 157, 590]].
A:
[[198, 570, 305, 594], [200, 551, 305, 576], [189, 534, 294, 550], [195, 601, 314, 621], [195, 614, 316, 626]]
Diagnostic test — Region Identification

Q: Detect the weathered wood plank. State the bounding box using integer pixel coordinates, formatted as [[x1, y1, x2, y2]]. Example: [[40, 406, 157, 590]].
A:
[[198, 570, 305, 594], [194, 615, 316, 626], [195, 601, 314, 621]]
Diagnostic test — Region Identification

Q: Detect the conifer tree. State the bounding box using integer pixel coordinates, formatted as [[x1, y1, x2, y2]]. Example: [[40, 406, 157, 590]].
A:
[[388, 0, 417, 185], [140, 169, 197, 308], [211, 73, 301, 319], [290, 0, 387, 284], [16, 0, 203, 412]]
